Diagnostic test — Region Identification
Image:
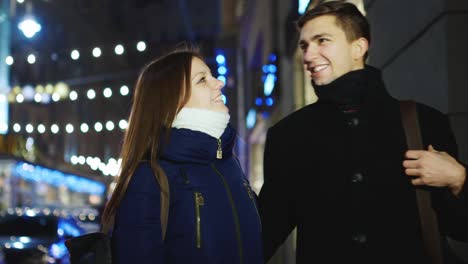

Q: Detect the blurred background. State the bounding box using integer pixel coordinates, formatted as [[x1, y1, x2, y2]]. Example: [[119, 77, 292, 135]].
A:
[[0, 0, 467, 263]]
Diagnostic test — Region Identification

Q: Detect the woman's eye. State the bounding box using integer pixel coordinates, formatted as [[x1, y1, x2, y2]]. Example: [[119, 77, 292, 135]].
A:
[[198, 77, 206, 83]]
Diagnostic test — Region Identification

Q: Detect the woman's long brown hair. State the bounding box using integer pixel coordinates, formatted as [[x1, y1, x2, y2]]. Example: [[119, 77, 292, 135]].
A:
[[101, 48, 201, 232]]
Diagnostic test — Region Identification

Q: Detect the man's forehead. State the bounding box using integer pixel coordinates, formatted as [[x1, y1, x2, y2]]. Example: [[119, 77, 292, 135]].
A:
[[300, 16, 341, 38]]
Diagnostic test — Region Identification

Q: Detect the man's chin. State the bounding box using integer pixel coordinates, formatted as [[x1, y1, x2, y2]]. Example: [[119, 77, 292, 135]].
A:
[[311, 78, 332, 86]]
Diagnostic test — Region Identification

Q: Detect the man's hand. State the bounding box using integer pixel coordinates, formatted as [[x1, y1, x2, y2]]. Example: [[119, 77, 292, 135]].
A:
[[403, 145, 466, 196]]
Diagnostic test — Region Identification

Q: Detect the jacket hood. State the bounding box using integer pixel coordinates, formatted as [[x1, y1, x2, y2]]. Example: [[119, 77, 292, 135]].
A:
[[159, 124, 236, 164]]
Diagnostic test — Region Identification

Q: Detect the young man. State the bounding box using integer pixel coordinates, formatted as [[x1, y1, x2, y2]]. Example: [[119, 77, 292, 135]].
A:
[[258, 1, 468, 263]]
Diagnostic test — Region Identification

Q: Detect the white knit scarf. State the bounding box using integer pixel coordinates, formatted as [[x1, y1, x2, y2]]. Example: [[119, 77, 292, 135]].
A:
[[172, 108, 230, 139]]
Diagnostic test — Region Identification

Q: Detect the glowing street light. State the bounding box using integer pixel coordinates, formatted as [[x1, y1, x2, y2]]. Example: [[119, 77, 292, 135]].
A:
[[18, 18, 42, 38]]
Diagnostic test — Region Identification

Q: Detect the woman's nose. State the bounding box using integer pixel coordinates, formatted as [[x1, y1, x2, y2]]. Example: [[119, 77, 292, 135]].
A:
[[212, 78, 224, 90]]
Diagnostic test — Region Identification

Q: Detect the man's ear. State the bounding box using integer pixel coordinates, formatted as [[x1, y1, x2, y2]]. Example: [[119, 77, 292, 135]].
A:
[[352, 37, 369, 60]]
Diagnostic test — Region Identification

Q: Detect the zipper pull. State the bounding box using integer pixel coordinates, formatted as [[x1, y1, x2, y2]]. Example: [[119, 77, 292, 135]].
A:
[[196, 192, 205, 205], [244, 181, 254, 199], [216, 138, 222, 159]]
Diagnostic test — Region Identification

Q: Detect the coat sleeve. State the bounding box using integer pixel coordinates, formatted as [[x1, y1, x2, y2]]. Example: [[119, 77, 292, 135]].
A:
[[418, 104, 468, 242], [258, 126, 297, 261], [112, 163, 165, 263]]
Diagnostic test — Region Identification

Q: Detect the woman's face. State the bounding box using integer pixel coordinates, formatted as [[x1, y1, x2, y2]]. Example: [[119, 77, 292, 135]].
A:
[[184, 57, 228, 113]]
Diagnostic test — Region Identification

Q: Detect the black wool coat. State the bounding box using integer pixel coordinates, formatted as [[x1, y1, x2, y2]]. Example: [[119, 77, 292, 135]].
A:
[[259, 66, 468, 264]]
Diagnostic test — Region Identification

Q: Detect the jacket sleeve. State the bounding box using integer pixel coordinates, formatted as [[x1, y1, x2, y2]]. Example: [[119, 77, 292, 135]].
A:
[[418, 104, 468, 242], [258, 126, 297, 261], [112, 163, 165, 263]]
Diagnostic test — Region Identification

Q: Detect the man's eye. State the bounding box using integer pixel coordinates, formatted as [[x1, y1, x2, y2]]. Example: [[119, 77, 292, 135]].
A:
[[318, 38, 329, 43]]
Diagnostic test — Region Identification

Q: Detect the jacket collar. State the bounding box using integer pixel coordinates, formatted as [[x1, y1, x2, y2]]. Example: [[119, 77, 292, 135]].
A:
[[159, 124, 236, 164], [313, 65, 389, 106]]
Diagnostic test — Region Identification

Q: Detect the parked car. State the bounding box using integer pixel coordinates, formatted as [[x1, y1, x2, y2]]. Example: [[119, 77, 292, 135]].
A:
[[0, 208, 86, 264]]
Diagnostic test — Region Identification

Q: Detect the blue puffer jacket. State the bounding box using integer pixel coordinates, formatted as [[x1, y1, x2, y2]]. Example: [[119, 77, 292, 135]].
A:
[[112, 125, 263, 264]]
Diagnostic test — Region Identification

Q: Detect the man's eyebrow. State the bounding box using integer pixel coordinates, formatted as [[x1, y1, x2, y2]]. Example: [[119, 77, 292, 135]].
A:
[[299, 33, 333, 44]]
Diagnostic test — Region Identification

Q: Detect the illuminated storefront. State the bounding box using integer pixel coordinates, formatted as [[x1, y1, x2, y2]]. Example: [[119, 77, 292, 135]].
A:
[[0, 156, 106, 210]]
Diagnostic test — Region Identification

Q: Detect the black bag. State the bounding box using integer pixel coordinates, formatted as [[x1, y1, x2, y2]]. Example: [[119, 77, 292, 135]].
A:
[[65, 232, 112, 264]]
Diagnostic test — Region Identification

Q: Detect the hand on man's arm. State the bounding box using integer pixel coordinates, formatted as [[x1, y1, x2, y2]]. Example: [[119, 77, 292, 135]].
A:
[[403, 145, 466, 196]]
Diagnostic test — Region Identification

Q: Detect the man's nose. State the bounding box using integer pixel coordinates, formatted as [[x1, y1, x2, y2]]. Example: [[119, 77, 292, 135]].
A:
[[303, 45, 318, 62]]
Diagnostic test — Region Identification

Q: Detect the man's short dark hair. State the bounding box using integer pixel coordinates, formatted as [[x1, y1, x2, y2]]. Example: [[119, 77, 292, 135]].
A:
[[297, 1, 370, 60]]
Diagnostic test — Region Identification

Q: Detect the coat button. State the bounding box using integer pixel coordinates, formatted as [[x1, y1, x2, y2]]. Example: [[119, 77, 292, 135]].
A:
[[352, 233, 367, 244], [347, 117, 359, 127], [351, 172, 364, 183]]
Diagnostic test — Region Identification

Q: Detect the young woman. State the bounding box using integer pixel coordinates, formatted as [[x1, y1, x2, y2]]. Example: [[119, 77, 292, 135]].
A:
[[101, 48, 263, 264]]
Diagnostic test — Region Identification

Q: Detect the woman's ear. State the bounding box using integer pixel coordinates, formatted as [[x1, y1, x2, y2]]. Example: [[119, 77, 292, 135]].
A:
[[352, 37, 369, 61]]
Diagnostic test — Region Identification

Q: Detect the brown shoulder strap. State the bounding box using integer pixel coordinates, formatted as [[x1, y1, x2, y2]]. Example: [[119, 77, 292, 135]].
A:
[[400, 100, 443, 264]]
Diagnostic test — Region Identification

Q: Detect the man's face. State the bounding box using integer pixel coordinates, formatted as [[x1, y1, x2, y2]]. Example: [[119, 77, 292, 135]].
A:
[[299, 15, 365, 85]]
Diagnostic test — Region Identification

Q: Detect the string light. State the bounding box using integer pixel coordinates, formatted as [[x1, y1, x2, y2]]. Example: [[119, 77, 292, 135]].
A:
[[7, 120, 128, 135], [70, 50, 80, 60], [13, 123, 21, 132], [70, 156, 79, 165], [69, 91, 78, 101], [80, 123, 89, 133], [103, 88, 112, 98], [105, 121, 114, 131], [37, 124, 46, 134], [118, 119, 128, 130], [52, 92, 60, 102], [51, 124, 59, 134], [34, 93, 42, 103], [65, 124, 74, 134], [16, 94, 24, 103], [69, 155, 122, 177], [94, 122, 103, 132], [5, 56, 13, 65], [86, 89, 96, 100], [136, 41, 146, 52], [27, 54, 36, 64], [5, 40, 149, 66], [25, 124, 33, 133], [114, 44, 124, 55], [92, 47, 102, 58], [86, 157, 94, 166], [120, 85, 129, 96], [6, 84, 132, 105]]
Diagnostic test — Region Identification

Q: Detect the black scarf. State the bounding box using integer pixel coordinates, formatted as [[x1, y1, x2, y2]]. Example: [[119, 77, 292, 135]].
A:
[[313, 65, 389, 106]]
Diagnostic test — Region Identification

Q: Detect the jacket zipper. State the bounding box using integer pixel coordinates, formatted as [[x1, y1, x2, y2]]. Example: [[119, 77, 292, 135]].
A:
[[194, 191, 204, 248], [243, 180, 261, 224], [216, 138, 222, 159], [211, 163, 244, 264]]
